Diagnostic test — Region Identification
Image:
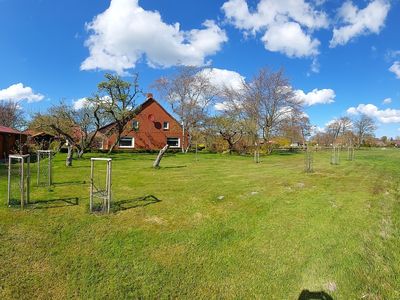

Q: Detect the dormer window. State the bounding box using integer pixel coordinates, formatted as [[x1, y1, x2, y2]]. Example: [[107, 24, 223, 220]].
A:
[[132, 120, 139, 130], [163, 121, 169, 130]]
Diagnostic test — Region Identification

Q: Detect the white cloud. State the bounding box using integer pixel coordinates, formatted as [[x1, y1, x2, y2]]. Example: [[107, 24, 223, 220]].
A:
[[73, 98, 89, 110], [215, 102, 230, 111], [310, 58, 320, 73], [347, 103, 400, 123], [222, 0, 328, 58], [294, 88, 335, 106], [389, 61, 400, 79], [81, 0, 227, 74], [0, 83, 44, 103], [330, 0, 390, 47], [261, 22, 320, 57], [198, 68, 245, 112], [382, 97, 392, 105], [386, 50, 400, 60], [201, 68, 245, 91]]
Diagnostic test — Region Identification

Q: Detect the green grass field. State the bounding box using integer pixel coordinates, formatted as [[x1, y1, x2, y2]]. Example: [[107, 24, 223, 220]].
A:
[[0, 149, 399, 299]]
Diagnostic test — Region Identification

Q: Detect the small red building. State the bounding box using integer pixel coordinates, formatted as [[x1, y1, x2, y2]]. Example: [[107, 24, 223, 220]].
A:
[[0, 126, 27, 159], [97, 95, 188, 151]]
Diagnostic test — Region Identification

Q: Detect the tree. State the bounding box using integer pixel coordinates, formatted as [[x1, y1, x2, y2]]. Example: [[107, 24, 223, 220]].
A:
[[353, 114, 376, 147], [88, 73, 142, 154], [208, 115, 245, 154], [0, 101, 26, 129], [278, 108, 312, 145], [326, 116, 353, 145], [30, 101, 102, 166], [154, 66, 217, 153], [242, 68, 301, 154]]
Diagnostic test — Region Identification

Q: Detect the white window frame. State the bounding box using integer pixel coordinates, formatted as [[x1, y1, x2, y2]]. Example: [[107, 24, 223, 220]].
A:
[[167, 137, 180, 148], [163, 121, 169, 130], [119, 137, 135, 148], [132, 120, 139, 130]]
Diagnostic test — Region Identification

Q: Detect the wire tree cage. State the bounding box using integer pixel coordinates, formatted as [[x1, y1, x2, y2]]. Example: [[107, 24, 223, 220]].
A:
[[90, 158, 112, 214], [331, 146, 340, 165], [37, 150, 53, 186], [7, 154, 30, 208], [304, 148, 314, 173], [347, 146, 355, 161]]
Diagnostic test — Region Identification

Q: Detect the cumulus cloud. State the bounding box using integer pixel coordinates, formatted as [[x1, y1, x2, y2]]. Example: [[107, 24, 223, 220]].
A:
[[330, 0, 390, 47], [0, 83, 44, 103], [73, 98, 89, 110], [222, 0, 328, 58], [81, 0, 228, 74], [294, 88, 335, 106], [197, 68, 245, 111], [382, 97, 392, 105], [389, 61, 400, 79], [201, 68, 245, 91], [347, 103, 400, 123], [261, 22, 320, 57]]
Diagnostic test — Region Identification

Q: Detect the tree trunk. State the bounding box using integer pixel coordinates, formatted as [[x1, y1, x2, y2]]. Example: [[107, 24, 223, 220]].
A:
[[66, 145, 73, 167], [228, 140, 234, 154], [153, 144, 169, 168], [108, 127, 123, 154], [77, 149, 84, 159], [184, 133, 192, 153]]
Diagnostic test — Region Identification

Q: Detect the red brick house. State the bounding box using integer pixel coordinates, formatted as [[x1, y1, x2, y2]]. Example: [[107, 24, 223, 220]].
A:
[[0, 126, 27, 159], [96, 95, 188, 151]]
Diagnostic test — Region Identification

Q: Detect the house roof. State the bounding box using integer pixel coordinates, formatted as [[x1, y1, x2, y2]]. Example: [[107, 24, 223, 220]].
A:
[[98, 97, 182, 135], [31, 131, 55, 138], [0, 125, 25, 135]]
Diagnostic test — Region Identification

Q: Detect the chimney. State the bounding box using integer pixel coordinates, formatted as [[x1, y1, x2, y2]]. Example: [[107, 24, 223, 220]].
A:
[[146, 93, 153, 99]]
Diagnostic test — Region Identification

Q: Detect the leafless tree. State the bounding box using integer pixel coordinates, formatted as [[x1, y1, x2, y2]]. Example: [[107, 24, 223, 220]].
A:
[[30, 102, 102, 166], [353, 114, 376, 147], [326, 116, 353, 145], [88, 73, 142, 154], [0, 101, 26, 129], [154, 66, 217, 153], [278, 108, 312, 146], [242, 68, 301, 154], [207, 115, 244, 154]]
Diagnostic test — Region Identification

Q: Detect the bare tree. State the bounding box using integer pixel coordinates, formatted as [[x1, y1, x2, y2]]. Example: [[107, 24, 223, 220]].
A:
[[88, 73, 142, 154], [154, 66, 217, 153], [208, 115, 244, 154], [278, 108, 312, 146], [242, 68, 301, 154], [0, 101, 26, 129], [326, 116, 353, 145], [353, 114, 376, 147], [30, 102, 102, 166]]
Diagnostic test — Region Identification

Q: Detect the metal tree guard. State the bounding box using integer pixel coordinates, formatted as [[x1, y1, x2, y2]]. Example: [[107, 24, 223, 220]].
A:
[[7, 154, 30, 208], [90, 158, 112, 214], [37, 150, 53, 186]]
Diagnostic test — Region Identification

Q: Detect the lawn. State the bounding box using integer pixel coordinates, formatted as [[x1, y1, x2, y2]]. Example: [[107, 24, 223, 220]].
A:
[[0, 149, 399, 299]]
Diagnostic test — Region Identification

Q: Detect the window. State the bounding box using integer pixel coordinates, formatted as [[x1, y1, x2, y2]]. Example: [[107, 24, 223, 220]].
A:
[[132, 120, 139, 130], [119, 137, 134, 148], [167, 137, 180, 148], [163, 121, 169, 130]]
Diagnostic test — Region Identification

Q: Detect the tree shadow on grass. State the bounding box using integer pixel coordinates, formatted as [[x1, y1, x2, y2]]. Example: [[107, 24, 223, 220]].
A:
[[298, 290, 333, 300], [29, 197, 79, 209], [53, 180, 86, 186], [112, 195, 161, 212], [161, 165, 187, 169]]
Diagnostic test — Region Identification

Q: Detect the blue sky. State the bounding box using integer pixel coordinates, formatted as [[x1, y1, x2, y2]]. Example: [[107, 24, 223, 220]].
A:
[[0, 0, 399, 137]]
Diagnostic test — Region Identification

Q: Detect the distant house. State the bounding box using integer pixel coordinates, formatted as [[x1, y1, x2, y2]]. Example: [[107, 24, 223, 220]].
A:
[[25, 130, 57, 149], [0, 126, 27, 159], [392, 140, 400, 147], [96, 95, 188, 151]]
